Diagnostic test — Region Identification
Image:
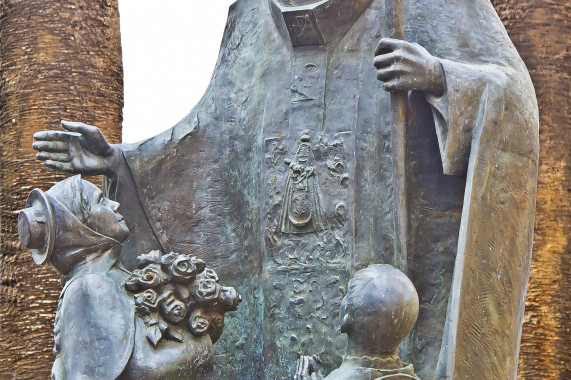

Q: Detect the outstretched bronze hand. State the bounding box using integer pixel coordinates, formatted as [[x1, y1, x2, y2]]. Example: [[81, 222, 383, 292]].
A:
[[33, 120, 120, 177]]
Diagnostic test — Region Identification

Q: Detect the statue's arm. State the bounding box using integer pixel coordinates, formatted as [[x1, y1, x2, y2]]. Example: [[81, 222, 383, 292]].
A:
[[34, 110, 199, 182], [102, 146, 135, 200], [423, 59, 519, 175], [373, 38, 533, 175], [32, 120, 142, 213], [33, 120, 121, 177], [33, 119, 164, 203]]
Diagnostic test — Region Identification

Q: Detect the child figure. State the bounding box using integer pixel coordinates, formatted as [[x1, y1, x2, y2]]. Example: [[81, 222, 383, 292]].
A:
[[295, 264, 421, 380], [18, 176, 240, 379]]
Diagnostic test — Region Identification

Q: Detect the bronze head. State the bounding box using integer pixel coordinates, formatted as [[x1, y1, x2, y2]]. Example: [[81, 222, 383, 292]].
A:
[[18, 175, 129, 274], [340, 264, 419, 355]]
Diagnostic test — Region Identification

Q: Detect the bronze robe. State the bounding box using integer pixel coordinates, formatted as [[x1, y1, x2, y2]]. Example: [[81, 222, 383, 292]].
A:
[[108, 0, 539, 378]]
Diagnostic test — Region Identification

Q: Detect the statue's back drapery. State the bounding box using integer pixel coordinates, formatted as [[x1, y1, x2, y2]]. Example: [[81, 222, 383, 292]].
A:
[[106, 0, 538, 378]]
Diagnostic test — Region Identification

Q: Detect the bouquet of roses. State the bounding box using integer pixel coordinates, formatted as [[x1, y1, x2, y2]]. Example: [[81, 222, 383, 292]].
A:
[[124, 250, 241, 347]]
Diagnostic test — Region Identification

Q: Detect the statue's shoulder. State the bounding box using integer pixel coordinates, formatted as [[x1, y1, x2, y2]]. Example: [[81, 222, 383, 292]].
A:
[[58, 271, 135, 380], [62, 268, 131, 304]]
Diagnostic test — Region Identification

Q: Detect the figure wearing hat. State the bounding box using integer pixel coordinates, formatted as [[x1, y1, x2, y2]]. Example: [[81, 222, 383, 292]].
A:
[[19, 176, 241, 379], [19, 175, 134, 379]]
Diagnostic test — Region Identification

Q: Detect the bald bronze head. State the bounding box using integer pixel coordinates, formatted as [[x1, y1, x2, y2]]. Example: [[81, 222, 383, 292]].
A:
[[340, 264, 419, 355]]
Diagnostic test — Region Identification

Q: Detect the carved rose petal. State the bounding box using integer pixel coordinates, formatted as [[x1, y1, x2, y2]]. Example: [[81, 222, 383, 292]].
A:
[[169, 254, 198, 283], [124, 269, 143, 292], [138, 264, 167, 288], [189, 314, 210, 336], [200, 268, 219, 282], [161, 298, 187, 324], [135, 289, 160, 310], [196, 278, 220, 302]]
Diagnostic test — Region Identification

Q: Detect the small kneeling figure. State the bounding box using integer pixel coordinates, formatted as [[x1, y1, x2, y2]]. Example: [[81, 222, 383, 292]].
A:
[[18, 176, 240, 379], [295, 265, 420, 380]]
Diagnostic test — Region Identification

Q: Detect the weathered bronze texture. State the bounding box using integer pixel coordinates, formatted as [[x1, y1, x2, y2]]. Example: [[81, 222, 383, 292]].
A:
[[31, 0, 539, 378], [18, 176, 241, 379], [295, 264, 421, 380]]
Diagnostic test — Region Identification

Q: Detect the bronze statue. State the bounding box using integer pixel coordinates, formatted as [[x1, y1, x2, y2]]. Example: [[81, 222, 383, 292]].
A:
[[295, 265, 421, 380], [31, 0, 539, 378], [18, 176, 241, 379]]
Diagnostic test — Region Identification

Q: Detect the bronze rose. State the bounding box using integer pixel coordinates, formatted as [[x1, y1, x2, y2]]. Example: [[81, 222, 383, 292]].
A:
[[124, 270, 142, 292], [188, 310, 210, 336], [160, 290, 187, 324], [195, 278, 220, 303], [167, 254, 205, 284], [124, 263, 169, 292], [135, 289, 160, 316]]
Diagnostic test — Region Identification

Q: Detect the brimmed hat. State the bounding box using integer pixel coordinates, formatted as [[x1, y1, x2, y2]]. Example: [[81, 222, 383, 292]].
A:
[[18, 189, 55, 265]]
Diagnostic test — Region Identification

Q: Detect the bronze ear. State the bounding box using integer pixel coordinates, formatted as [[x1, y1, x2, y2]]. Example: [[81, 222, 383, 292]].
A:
[[340, 313, 350, 334]]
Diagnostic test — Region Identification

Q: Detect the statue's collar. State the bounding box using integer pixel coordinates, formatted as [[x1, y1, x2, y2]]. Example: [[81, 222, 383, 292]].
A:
[[61, 245, 122, 287], [270, 0, 374, 48], [340, 355, 419, 379], [343, 354, 404, 370]]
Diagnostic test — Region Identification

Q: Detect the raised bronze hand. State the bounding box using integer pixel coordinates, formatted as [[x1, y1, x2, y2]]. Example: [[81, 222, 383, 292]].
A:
[[33, 120, 120, 177]]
